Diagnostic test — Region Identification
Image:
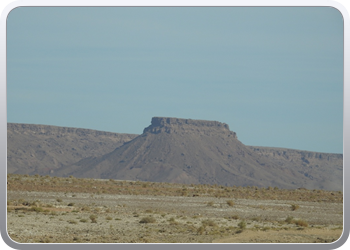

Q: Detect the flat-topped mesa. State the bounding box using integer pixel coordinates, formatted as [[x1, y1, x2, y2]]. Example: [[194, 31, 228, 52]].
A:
[[151, 117, 229, 128], [143, 117, 237, 138]]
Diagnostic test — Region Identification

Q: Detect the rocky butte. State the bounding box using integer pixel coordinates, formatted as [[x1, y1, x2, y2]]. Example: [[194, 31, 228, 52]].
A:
[[143, 117, 236, 137], [50, 117, 342, 190]]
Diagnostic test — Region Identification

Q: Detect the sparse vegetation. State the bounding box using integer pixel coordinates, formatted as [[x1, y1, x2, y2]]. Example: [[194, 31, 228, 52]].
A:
[[207, 201, 214, 207], [139, 217, 156, 224], [168, 217, 178, 225], [238, 220, 246, 230], [291, 204, 300, 211], [202, 219, 217, 227], [89, 215, 97, 223], [6, 174, 343, 203], [226, 200, 234, 207], [285, 216, 294, 224], [197, 226, 206, 235], [294, 219, 308, 227], [7, 173, 342, 243]]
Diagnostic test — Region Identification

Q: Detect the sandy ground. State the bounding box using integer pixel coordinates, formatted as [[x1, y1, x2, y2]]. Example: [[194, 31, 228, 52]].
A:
[[213, 228, 343, 243], [7, 190, 343, 243]]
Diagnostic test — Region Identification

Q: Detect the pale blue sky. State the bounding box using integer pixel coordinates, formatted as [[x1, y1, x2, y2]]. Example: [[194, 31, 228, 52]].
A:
[[7, 7, 343, 153]]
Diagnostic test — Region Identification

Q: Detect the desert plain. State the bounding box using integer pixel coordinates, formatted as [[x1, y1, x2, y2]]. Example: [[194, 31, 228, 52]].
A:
[[7, 173, 343, 244]]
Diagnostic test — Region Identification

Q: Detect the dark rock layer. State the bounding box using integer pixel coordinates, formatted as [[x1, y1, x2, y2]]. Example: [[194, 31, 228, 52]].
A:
[[143, 117, 236, 138]]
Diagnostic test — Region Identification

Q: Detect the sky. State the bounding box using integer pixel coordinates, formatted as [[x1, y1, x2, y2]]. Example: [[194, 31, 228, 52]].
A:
[[6, 7, 344, 153]]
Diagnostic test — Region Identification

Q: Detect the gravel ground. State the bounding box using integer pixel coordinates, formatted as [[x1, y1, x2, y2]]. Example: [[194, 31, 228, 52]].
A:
[[7, 190, 343, 243]]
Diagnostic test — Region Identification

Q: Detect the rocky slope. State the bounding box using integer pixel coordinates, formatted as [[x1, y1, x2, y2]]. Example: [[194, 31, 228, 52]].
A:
[[7, 123, 137, 175], [54, 117, 342, 190], [248, 146, 343, 191], [7, 118, 343, 190]]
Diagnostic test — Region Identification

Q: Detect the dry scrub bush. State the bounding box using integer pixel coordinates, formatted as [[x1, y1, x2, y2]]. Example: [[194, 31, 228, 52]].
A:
[[238, 220, 246, 230], [291, 204, 300, 211], [285, 216, 294, 224], [30, 207, 46, 213], [226, 200, 234, 207], [294, 219, 308, 227], [89, 215, 97, 223], [81, 206, 90, 211], [231, 215, 240, 220], [197, 226, 206, 235], [251, 217, 261, 222], [202, 219, 217, 227], [139, 217, 156, 224], [207, 201, 214, 207]]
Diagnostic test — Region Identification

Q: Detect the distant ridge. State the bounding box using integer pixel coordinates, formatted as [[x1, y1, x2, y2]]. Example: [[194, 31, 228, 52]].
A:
[[7, 123, 131, 137], [7, 123, 138, 174], [50, 117, 342, 190]]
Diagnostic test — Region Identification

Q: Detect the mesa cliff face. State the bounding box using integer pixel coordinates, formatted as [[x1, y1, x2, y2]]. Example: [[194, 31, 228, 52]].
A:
[[143, 117, 236, 137]]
